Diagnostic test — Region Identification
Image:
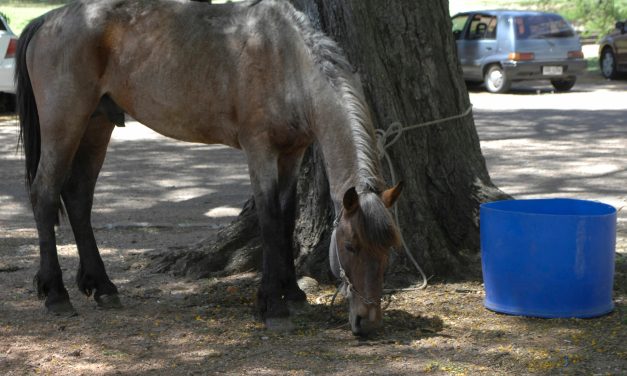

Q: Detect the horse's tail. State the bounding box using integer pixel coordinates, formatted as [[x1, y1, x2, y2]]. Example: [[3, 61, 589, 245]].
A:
[[16, 16, 45, 190]]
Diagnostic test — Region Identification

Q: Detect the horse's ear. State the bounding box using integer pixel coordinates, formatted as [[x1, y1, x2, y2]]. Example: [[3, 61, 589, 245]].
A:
[[382, 181, 404, 208], [342, 187, 359, 213]]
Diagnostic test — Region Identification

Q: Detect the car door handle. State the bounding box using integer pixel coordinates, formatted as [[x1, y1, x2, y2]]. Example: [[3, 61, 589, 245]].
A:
[[486, 47, 493, 51]]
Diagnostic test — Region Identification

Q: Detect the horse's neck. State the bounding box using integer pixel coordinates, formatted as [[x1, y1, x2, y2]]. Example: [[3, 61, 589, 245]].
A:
[[313, 110, 380, 208]]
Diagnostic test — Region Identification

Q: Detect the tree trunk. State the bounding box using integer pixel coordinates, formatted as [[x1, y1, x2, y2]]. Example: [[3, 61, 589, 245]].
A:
[[155, 0, 508, 283]]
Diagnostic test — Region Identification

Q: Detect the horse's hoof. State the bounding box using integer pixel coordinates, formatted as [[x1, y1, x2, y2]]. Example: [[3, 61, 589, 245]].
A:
[[285, 287, 307, 303], [264, 317, 295, 332], [47, 301, 78, 317], [257, 294, 290, 319], [95, 294, 122, 309]]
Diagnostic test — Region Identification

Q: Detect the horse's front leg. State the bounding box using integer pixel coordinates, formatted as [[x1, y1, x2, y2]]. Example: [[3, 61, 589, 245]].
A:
[[277, 151, 307, 304], [245, 148, 297, 326]]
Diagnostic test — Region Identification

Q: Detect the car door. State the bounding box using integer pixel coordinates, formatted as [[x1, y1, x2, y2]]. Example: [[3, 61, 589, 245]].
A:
[[456, 13, 499, 80], [452, 13, 471, 78]]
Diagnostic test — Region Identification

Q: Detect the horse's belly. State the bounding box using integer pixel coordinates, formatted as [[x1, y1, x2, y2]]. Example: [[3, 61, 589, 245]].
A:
[[107, 84, 242, 148], [145, 117, 240, 149], [122, 103, 241, 148]]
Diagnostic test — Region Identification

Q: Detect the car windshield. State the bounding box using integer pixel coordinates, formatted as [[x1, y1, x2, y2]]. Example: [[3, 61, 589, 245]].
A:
[[514, 14, 575, 39]]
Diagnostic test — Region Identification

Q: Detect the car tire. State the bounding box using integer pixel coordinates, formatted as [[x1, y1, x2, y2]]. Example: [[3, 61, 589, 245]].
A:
[[484, 65, 511, 93], [600, 48, 618, 79], [550, 77, 576, 92]]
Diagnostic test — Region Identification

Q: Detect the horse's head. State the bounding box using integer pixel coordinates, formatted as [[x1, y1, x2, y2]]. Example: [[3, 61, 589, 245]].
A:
[[330, 183, 403, 336]]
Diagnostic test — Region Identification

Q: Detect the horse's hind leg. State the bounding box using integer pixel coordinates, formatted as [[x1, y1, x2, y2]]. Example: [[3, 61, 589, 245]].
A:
[[31, 109, 99, 316], [60, 114, 120, 309], [28, 75, 103, 314]]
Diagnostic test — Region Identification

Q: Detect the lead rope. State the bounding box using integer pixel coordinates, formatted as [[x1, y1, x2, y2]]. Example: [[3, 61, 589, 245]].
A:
[[376, 104, 474, 292]]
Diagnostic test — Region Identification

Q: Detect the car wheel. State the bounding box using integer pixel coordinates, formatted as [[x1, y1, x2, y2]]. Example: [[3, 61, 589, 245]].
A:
[[550, 77, 576, 92], [600, 48, 617, 79], [484, 65, 511, 93]]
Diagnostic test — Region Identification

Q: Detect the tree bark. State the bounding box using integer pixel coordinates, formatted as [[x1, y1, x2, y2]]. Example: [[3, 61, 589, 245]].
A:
[[155, 0, 509, 282]]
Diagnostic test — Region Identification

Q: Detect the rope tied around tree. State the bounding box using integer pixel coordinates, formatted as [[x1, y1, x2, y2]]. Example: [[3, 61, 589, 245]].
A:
[[376, 104, 475, 291]]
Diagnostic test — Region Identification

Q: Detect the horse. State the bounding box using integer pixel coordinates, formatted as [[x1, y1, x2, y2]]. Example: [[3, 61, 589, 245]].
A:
[[15, 0, 402, 336]]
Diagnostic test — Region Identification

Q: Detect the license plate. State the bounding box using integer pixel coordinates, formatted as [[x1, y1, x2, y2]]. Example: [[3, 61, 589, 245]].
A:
[[542, 66, 563, 75]]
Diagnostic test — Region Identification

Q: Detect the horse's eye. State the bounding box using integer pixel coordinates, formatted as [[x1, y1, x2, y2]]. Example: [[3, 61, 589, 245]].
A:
[[345, 243, 356, 253]]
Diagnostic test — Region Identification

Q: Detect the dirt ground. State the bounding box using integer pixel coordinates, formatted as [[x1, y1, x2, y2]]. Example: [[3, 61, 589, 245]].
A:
[[1, 73, 626, 375]]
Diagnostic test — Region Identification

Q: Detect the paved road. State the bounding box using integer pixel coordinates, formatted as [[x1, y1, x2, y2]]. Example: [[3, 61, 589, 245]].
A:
[[471, 76, 627, 247]]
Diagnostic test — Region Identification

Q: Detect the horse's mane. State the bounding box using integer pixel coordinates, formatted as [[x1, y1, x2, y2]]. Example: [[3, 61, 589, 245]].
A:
[[256, 0, 385, 195]]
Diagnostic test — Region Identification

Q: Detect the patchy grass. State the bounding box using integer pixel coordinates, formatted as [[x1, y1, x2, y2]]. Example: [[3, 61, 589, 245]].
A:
[[587, 56, 600, 74]]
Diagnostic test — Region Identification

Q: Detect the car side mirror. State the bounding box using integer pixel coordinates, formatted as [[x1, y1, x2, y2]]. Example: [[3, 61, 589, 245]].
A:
[[453, 30, 462, 40], [616, 21, 625, 34]]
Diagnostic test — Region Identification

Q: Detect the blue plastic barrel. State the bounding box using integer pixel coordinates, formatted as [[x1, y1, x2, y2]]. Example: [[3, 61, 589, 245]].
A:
[[480, 198, 616, 318]]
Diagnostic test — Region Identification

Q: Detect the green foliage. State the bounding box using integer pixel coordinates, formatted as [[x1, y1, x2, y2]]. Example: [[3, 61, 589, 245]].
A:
[[0, 0, 69, 4], [532, 0, 627, 38], [0, 11, 9, 25], [0, 3, 62, 35], [586, 56, 600, 73]]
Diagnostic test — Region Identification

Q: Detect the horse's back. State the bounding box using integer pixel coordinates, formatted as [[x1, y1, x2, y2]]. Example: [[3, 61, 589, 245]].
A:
[[27, 0, 320, 148]]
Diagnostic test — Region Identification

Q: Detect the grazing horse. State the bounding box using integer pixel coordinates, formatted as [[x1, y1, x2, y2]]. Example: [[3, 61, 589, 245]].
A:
[[15, 0, 402, 336]]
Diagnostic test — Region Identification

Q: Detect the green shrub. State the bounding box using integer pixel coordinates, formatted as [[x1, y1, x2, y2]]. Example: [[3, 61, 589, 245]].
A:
[[533, 0, 627, 38]]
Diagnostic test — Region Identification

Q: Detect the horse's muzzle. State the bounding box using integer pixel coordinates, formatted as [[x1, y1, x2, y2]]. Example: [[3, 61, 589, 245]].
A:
[[350, 311, 382, 336]]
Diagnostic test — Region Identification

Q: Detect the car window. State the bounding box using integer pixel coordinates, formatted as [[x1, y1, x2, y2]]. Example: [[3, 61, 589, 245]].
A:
[[452, 14, 469, 39], [514, 14, 575, 39], [467, 14, 497, 40]]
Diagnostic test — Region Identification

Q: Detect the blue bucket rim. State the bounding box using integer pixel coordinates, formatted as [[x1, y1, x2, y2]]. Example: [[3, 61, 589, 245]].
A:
[[480, 198, 616, 218]]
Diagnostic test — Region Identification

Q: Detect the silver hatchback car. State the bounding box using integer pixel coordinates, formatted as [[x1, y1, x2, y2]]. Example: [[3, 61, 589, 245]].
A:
[[452, 10, 586, 93]]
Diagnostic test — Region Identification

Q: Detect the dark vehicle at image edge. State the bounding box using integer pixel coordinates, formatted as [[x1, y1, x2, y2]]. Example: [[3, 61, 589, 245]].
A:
[[452, 10, 586, 93], [599, 20, 627, 79]]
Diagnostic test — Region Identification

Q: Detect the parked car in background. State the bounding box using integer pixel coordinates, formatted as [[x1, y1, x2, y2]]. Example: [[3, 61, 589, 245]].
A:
[[0, 13, 17, 95], [451, 10, 586, 93], [599, 20, 627, 79]]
